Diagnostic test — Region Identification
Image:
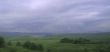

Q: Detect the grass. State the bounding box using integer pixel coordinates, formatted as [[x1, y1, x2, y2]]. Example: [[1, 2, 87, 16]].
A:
[[0, 33, 110, 52]]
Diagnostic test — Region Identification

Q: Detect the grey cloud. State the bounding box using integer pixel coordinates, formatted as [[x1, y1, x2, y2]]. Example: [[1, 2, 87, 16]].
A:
[[0, 0, 110, 33]]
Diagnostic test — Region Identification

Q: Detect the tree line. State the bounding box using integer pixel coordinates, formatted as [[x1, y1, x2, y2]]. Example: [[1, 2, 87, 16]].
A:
[[60, 37, 91, 44], [0, 36, 44, 51]]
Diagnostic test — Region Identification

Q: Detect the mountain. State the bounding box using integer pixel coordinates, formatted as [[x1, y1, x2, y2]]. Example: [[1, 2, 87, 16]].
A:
[[0, 32, 52, 37], [0, 32, 110, 37]]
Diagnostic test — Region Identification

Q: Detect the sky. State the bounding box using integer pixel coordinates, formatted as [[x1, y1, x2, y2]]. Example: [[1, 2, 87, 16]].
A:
[[0, 0, 110, 33]]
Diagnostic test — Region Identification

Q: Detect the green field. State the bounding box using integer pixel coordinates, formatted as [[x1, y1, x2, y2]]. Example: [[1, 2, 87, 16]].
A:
[[0, 33, 110, 52]]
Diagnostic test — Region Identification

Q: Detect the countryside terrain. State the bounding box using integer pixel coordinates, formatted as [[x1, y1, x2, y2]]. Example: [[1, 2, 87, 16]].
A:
[[0, 32, 110, 52]]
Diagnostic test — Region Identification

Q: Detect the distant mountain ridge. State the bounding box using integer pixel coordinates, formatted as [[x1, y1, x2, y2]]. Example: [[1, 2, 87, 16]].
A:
[[0, 32, 110, 37], [0, 32, 52, 36]]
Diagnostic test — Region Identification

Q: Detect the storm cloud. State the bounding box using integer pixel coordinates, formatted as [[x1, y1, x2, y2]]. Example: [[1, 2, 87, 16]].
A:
[[0, 0, 110, 33]]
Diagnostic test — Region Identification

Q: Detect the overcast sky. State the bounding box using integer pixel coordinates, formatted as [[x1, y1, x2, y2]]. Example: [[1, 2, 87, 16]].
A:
[[0, 0, 110, 33]]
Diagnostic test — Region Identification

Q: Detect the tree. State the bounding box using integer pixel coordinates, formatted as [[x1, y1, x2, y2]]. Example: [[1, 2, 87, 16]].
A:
[[23, 41, 43, 50], [30, 43, 38, 50], [73, 39, 80, 44], [23, 41, 32, 49], [78, 37, 90, 44], [16, 42, 21, 46], [37, 44, 44, 51], [47, 49, 51, 52], [60, 37, 91, 44], [9, 48, 17, 52], [60, 38, 74, 43], [0, 36, 5, 47], [7, 41, 12, 46]]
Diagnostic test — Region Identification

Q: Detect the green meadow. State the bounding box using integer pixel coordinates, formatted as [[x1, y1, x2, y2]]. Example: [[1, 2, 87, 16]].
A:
[[0, 33, 110, 52]]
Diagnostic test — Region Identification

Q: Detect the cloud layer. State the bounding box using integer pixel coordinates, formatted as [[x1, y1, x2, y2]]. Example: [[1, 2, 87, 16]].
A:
[[0, 0, 110, 33]]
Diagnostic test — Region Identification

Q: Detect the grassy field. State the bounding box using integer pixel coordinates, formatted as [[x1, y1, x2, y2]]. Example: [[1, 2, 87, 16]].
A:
[[0, 33, 110, 52]]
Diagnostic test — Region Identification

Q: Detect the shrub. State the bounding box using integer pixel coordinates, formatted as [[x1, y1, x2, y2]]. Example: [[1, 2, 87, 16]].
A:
[[23, 41, 44, 51], [0, 36, 5, 47], [16, 42, 21, 46], [7, 41, 12, 46]]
